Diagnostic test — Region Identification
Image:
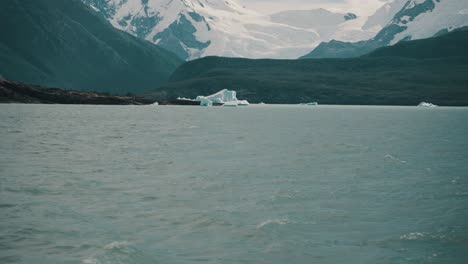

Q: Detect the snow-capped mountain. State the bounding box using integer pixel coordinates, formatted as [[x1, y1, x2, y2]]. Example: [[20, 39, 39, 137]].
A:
[[387, 0, 468, 44], [362, 0, 408, 31], [81, 0, 390, 60], [301, 0, 468, 59]]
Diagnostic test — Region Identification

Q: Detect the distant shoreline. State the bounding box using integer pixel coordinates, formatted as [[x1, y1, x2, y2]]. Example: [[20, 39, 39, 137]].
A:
[[2, 79, 467, 107], [0, 79, 155, 105]]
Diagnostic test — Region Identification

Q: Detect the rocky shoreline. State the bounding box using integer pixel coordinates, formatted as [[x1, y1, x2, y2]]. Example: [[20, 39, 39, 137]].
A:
[[0, 79, 155, 105]]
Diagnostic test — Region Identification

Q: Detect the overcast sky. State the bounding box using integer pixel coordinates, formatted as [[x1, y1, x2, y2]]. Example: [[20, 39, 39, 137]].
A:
[[237, 0, 389, 16]]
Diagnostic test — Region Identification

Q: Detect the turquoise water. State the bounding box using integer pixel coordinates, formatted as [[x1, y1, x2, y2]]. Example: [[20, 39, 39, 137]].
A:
[[1, 104, 467, 264]]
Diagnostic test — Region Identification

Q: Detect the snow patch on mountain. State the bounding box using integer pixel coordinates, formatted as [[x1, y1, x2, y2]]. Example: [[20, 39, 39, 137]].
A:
[[363, 0, 408, 31], [390, 0, 468, 44], [300, 0, 468, 59]]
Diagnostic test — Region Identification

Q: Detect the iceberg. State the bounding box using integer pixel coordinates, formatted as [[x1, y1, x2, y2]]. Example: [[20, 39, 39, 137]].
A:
[[199, 97, 213, 107], [299, 102, 319, 106], [223, 101, 238, 107], [203, 89, 238, 103], [238, 100, 250, 106], [194, 89, 249, 107], [418, 102, 438, 107], [177, 97, 194, 101]]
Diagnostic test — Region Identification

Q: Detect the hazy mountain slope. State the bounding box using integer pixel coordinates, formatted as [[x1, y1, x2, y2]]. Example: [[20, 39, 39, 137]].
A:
[[81, 0, 386, 60], [152, 30, 468, 106], [301, 0, 468, 59], [0, 0, 182, 94]]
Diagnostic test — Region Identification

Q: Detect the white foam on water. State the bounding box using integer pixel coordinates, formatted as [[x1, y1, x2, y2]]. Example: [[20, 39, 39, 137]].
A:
[[89, 4, 100, 12], [257, 219, 288, 229], [103, 241, 130, 250], [451, 177, 460, 184], [82, 257, 99, 264], [385, 154, 407, 164], [400, 232, 426, 240]]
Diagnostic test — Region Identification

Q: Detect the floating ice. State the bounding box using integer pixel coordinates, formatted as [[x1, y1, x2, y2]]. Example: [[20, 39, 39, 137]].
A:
[[418, 102, 438, 107], [299, 102, 318, 106], [194, 89, 249, 107], [177, 97, 193, 101], [223, 101, 238, 107], [198, 97, 213, 107], [238, 100, 250, 106], [204, 89, 238, 103]]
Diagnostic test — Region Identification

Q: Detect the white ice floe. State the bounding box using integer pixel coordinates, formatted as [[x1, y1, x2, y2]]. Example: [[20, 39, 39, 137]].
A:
[[238, 100, 250, 106], [177, 97, 194, 101], [418, 102, 438, 107], [299, 102, 319, 106], [194, 89, 249, 107]]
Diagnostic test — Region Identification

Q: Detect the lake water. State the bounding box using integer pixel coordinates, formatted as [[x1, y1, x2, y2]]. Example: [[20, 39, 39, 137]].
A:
[[1, 104, 467, 264]]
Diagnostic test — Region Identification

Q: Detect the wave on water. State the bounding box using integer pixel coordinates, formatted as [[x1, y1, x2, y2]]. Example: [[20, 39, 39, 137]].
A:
[[257, 219, 288, 229], [400, 232, 426, 241], [384, 154, 407, 164], [103, 241, 130, 250], [82, 257, 98, 264], [399, 231, 451, 241], [82, 241, 137, 264]]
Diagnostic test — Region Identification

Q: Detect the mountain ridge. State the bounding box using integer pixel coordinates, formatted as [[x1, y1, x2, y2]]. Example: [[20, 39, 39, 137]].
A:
[[0, 0, 182, 94]]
